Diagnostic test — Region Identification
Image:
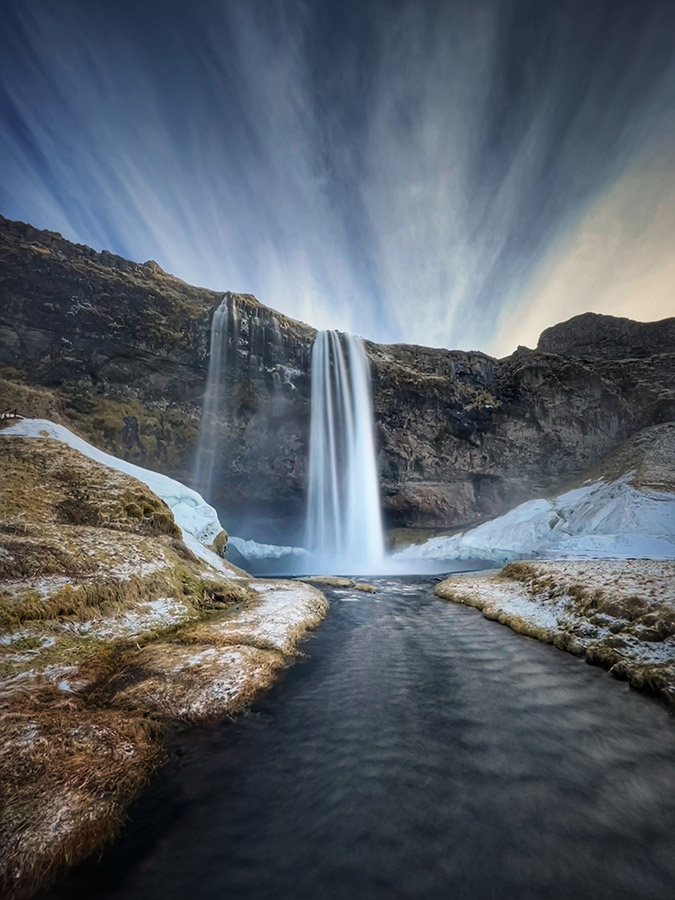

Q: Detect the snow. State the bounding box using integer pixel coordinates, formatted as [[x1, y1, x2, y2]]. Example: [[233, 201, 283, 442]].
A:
[[63, 597, 192, 640], [211, 580, 328, 652], [187, 648, 217, 668], [1, 576, 73, 600], [2, 418, 237, 576], [395, 475, 675, 563], [229, 536, 311, 560]]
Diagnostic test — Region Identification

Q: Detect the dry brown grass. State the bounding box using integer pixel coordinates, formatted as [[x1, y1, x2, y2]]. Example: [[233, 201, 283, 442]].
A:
[[107, 641, 286, 722], [0, 437, 179, 538], [303, 575, 377, 593], [1, 570, 171, 632], [501, 560, 675, 643], [0, 534, 89, 580], [0, 689, 161, 899], [0, 435, 329, 898], [500, 561, 539, 583]]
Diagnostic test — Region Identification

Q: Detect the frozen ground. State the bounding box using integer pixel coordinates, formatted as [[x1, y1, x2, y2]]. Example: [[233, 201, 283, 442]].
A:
[[436, 559, 675, 707]]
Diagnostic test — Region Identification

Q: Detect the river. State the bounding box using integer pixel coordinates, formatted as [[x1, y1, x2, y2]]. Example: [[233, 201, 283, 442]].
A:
[[43, 576, 675, 900]]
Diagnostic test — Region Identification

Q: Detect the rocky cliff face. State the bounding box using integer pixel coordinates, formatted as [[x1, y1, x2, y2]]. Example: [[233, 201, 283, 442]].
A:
[[538, 312, 675, 360], [1, 213, 673, 538]]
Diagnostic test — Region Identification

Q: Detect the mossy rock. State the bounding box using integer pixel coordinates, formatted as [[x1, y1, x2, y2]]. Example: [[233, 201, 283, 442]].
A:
[[210, 530, 229, 556]]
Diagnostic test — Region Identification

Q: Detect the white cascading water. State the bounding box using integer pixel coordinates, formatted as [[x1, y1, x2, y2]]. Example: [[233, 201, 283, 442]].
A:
[[305, 330, 385, 573], [193, 297, 231, 500]]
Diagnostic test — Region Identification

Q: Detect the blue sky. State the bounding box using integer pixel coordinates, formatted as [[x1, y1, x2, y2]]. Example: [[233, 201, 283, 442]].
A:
[[1, 0, 674, 354]]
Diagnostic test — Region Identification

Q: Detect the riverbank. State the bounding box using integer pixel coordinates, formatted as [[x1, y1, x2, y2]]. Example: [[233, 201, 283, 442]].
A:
[[435, 559, 675, 709], [0, 428, 328, 899], [38, 577, 675, 900]]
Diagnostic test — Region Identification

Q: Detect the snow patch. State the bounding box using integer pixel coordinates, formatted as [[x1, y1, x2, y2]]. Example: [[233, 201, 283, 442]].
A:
[[63, 597, 192, 640], [206, 580, 328, 653], [395, 475, 675, 563], [229, 536, 311, 560]]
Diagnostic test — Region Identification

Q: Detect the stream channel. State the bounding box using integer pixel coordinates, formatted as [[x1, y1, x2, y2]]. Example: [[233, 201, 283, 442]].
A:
[[43, 575, 675, 900]]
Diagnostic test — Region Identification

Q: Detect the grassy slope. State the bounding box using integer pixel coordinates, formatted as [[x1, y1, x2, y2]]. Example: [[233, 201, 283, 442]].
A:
[[0, 436, 327, 899]]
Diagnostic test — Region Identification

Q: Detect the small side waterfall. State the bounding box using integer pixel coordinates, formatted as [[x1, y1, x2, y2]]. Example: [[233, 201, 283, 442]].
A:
[[305, 330, 385, 573], [193, 297, 237, 499]]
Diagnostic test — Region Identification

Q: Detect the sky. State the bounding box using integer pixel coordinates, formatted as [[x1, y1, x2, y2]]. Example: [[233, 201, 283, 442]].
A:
[[1, 0, 674, 356]]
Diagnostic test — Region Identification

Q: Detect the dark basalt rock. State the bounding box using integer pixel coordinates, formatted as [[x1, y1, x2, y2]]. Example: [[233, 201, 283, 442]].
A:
[[538, 311, 675, 360], [1, 213, 673, 537]]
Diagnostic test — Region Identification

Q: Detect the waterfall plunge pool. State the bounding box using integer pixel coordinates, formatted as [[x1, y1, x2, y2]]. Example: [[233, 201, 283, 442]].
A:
[[42, 576, 675, 900]]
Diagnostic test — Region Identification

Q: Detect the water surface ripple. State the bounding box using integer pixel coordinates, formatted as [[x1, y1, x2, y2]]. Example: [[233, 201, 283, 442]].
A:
[[45, 577, 675, 900]]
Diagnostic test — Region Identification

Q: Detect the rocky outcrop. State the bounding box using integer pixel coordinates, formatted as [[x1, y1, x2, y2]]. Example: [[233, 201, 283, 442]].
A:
[[395, 422, 675, 564], [538, 312, 675, 360], [1, 213, 674, 535]]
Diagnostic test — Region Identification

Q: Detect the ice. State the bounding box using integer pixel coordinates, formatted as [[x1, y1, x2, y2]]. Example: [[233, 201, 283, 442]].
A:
[[395, 474, 675, 563], [229, 536, 311, 560]]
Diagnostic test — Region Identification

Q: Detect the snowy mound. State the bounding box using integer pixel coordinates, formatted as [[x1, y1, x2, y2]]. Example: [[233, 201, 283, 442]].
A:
[[2, 419, 236, 575], [229, 536, 311, 561], [394, 476, 675, 563]]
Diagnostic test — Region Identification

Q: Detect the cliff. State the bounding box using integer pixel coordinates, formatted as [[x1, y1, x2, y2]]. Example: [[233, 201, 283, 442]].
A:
[[396, 422, 675, 564], [1, 213, 673, 537]]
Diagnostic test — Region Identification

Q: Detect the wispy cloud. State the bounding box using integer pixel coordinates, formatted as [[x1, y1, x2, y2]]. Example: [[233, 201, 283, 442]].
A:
[[491, 145, 675, 356], [0, 1, 364, 332], [360, 0, 675, 350], [1, 0, 673, 352]]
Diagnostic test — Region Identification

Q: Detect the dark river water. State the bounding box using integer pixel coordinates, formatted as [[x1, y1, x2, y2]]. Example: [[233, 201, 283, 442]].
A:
[[44, 577, 675, 900]]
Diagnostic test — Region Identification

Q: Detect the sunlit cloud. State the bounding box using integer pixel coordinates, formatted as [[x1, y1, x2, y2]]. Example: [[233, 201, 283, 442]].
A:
[[491, 148, 675, 357]]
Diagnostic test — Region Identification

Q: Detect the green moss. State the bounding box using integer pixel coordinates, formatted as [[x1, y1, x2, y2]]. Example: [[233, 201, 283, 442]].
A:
[[3, 635, 43, 652], [0, 371, 199, 474]]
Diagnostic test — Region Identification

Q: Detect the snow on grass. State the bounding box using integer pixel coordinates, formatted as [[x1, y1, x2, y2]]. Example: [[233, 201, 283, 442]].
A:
[[0, 663, 81, 696], [435, 559, 675, 708], [395, 475, 675, 564], [438, 575, 566, 633], [113, 641, 286, 721], [61, 597, 193, 641], [205, 580, 328, 653], [1, 576, 73, 600], [1, 419, 238, 576]]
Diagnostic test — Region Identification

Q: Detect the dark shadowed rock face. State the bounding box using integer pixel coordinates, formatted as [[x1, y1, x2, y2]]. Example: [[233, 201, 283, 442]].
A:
[[538, 312, 675, 360], [1, 213, 674, 537]]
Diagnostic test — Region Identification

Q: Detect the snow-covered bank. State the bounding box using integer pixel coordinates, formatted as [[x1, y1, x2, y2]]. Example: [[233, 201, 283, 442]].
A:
[[2, 419, 235, 575], [394, 476, 675, 564], [435, 559, 675, 708]]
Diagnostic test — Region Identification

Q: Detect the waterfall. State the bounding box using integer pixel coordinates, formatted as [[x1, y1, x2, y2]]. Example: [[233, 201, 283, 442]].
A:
[[193, 297, 234, 499], [305, 330, 385, 573]]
